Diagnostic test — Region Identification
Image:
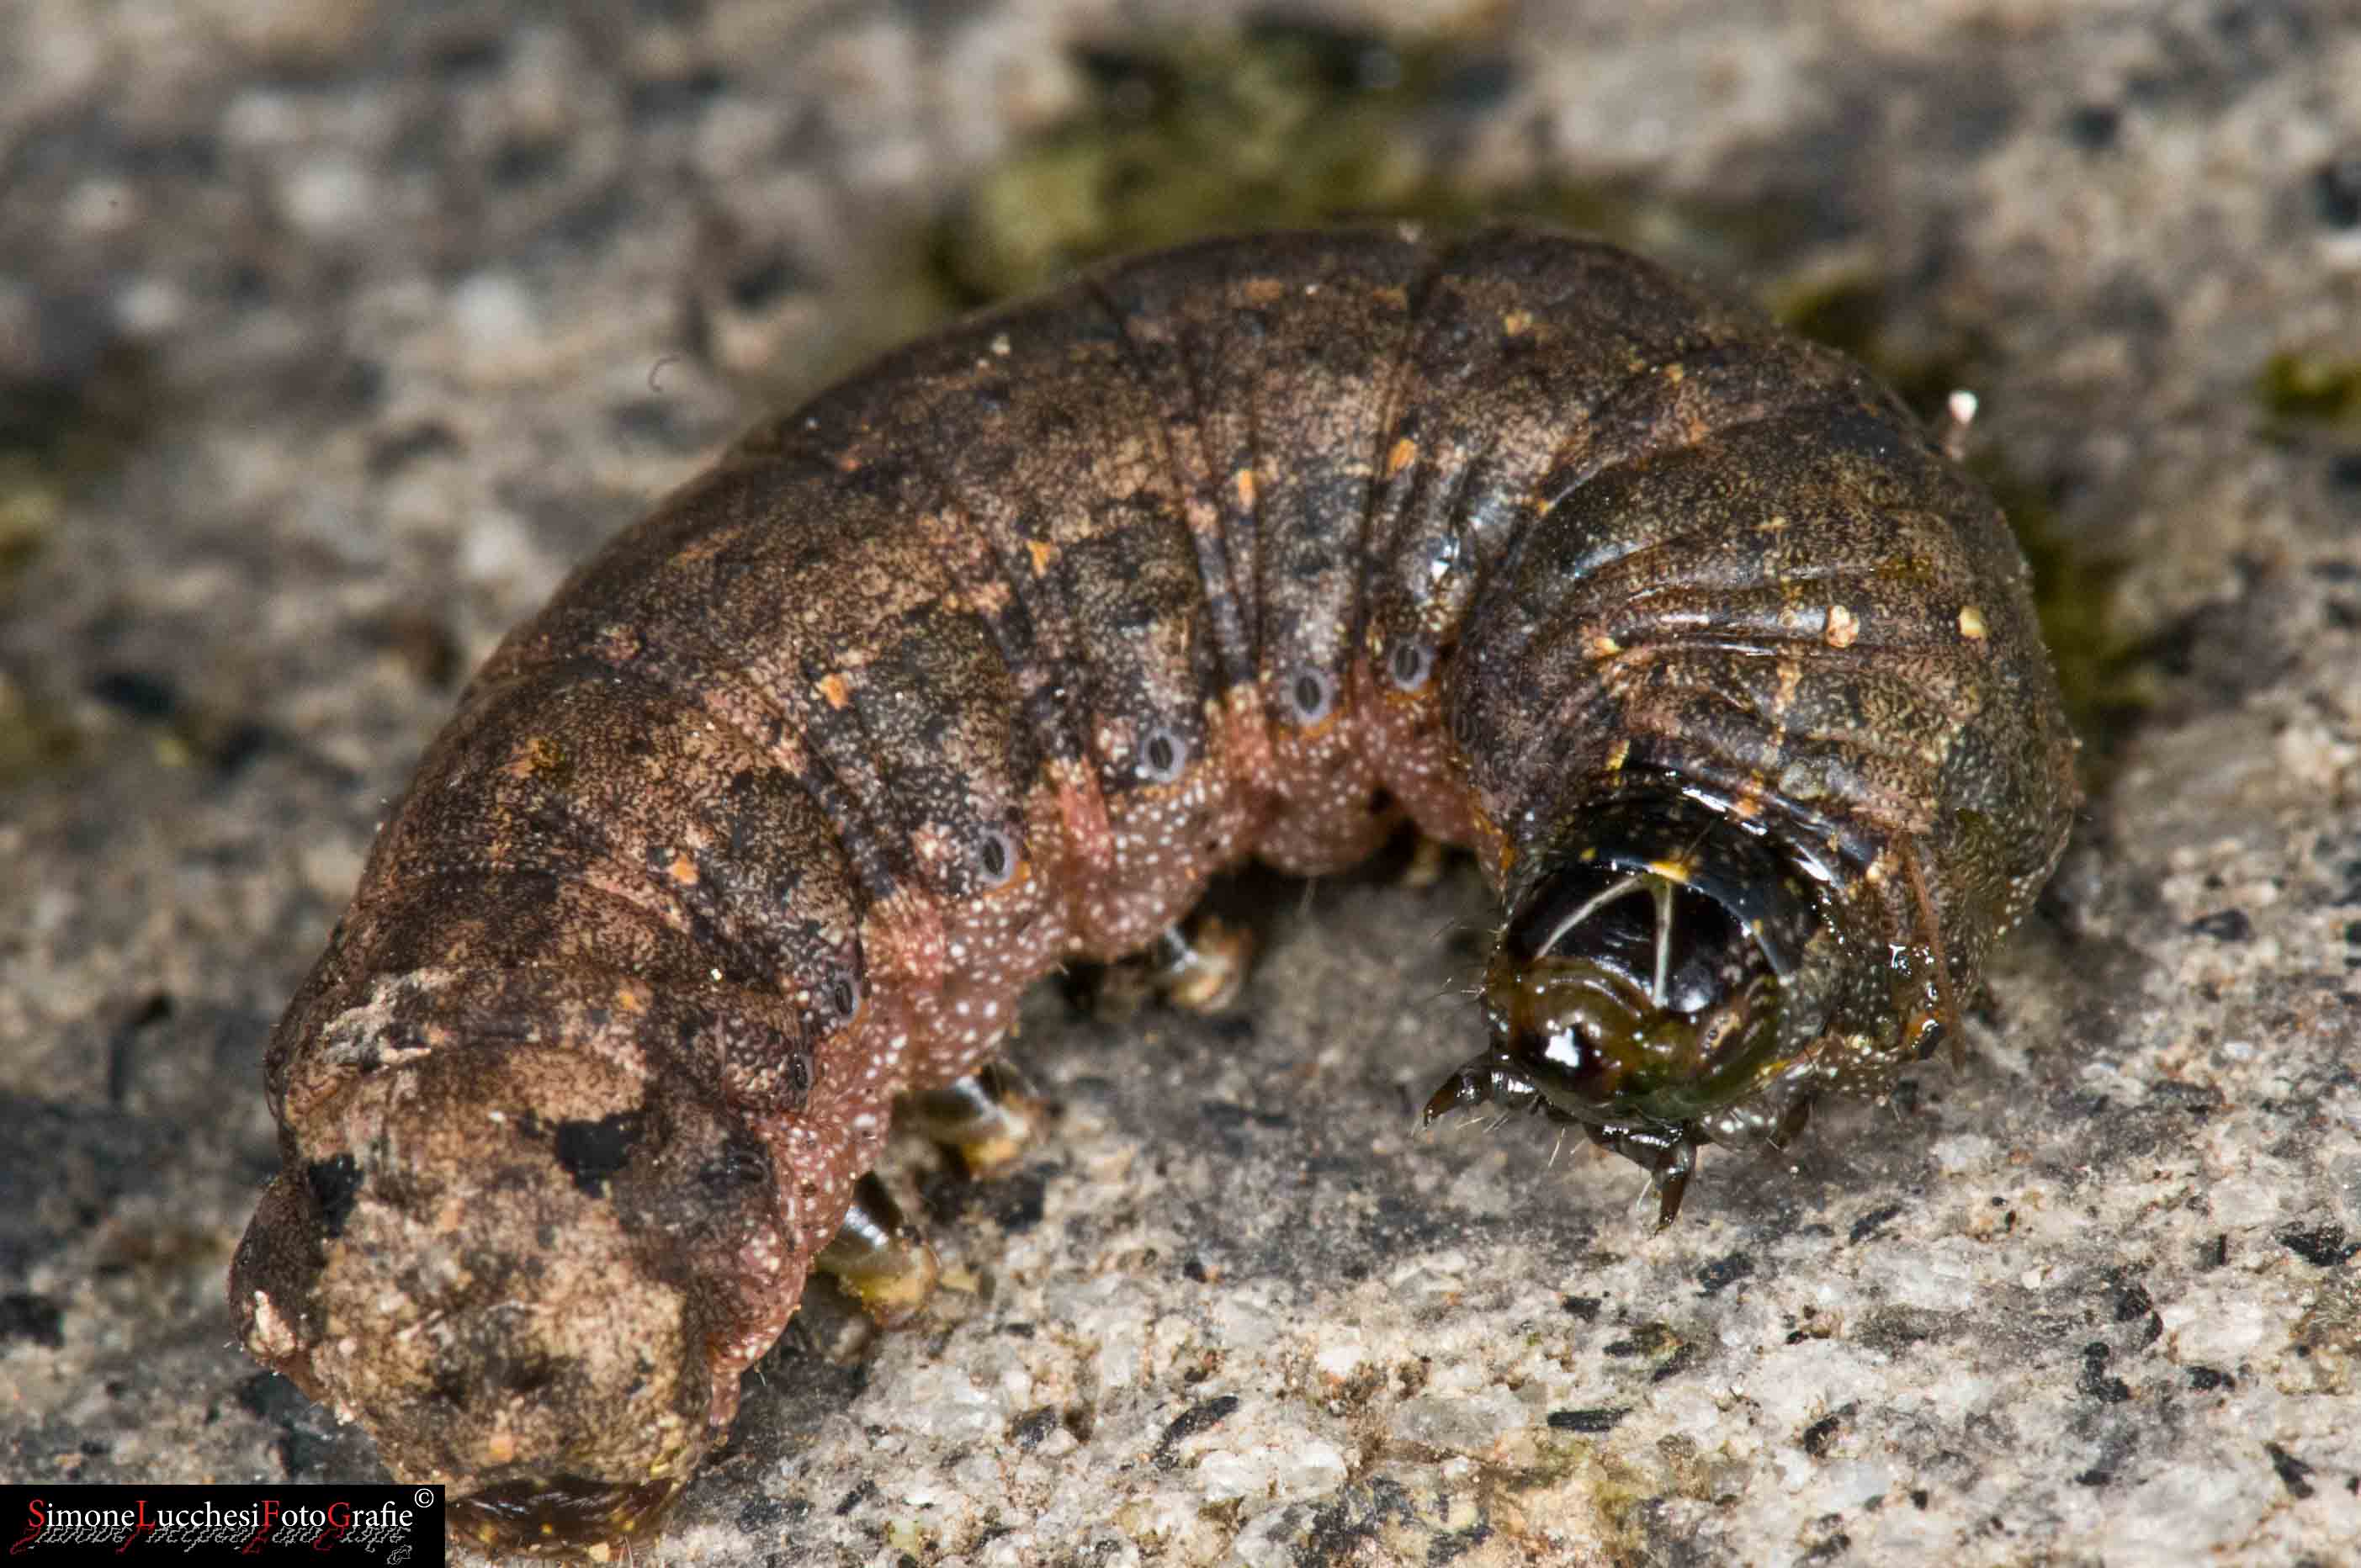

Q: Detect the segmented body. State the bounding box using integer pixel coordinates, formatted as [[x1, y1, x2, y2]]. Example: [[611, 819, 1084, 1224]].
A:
[[230, 225, 2077, 1546]]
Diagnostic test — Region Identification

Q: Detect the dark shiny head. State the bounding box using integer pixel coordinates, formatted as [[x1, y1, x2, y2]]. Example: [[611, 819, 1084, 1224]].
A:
[[1425, 793, 1825, 1223]]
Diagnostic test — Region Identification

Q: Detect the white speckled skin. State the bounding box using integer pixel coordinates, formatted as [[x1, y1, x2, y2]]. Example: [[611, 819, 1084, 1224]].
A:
[[228, 225, 2072, 1551]]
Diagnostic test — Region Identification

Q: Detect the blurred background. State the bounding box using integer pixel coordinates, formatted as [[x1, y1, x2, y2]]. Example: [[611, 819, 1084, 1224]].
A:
[[3, 3, 2357, 1563]]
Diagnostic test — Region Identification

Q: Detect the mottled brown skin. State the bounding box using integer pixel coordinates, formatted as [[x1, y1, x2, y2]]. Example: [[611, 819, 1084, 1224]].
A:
[[229, 225, 2077, 1553]]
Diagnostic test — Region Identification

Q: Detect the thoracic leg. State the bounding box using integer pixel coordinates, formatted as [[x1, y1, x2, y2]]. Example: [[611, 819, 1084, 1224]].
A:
[[1399, 833, 1453, 890], [1584, 1121, 1699, 1230], [814, 1171, 938, 1326]]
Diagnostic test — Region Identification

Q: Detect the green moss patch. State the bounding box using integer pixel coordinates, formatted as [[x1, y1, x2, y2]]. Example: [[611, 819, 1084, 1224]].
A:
[[931, 22, 1788, 309], [2256, 351, 2361, 427]]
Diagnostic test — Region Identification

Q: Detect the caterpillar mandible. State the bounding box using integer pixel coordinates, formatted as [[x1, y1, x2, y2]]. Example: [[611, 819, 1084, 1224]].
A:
[[229, 224, 2079, 1554]]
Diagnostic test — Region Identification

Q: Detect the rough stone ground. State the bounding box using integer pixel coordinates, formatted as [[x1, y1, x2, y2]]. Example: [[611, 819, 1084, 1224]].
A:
[[3, 2, 2358, 1565]]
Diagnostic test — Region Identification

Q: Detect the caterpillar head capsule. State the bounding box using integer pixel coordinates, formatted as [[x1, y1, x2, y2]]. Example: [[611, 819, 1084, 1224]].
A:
[[1425, 794, 1828, 1226]]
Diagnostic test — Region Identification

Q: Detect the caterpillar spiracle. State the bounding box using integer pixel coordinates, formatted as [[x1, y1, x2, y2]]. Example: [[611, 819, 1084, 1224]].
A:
[[230, 224, 2080, 1554]]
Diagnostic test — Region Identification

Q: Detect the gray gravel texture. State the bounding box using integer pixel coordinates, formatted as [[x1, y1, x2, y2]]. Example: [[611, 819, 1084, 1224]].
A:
[[5, 1, 2360, 1565]]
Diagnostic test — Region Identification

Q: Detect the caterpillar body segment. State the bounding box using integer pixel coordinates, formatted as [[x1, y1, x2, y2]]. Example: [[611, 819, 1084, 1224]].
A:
[[231, 225, 2077, 1552]]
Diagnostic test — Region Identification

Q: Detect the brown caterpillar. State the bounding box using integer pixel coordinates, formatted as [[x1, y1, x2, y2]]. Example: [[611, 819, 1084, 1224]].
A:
[[229, 225, 2078, 1554]]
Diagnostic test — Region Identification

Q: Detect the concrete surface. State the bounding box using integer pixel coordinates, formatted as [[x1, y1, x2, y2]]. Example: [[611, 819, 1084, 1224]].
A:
[[3, 2, 2357, 1564]]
